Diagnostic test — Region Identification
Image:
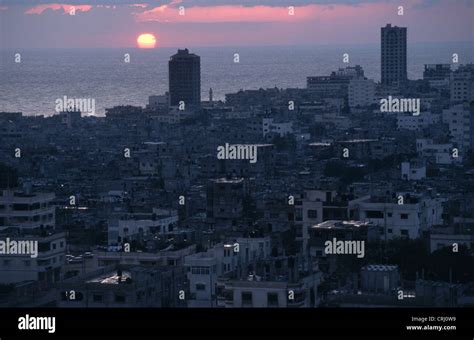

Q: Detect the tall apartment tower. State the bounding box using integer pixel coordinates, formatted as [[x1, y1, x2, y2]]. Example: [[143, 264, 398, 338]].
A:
[[169, 48, 201, 107], [381, 24, 407, 86]]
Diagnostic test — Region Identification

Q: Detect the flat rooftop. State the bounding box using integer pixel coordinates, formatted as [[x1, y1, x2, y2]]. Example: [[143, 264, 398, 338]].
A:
[[311, 220, 372, 230], [86, 271, 131, 285]]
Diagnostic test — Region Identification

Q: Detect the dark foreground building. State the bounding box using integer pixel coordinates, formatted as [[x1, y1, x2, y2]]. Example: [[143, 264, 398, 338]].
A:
[[381, 24, 407, 86], [169, 48, 201, 107]]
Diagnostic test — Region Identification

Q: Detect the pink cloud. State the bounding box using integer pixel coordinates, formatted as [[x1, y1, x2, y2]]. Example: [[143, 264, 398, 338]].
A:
[[25, 4, 92, 15], [134, 4, 317, 23]]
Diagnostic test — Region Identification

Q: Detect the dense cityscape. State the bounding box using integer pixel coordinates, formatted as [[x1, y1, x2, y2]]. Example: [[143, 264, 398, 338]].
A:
[[1, 23, 473, 311]]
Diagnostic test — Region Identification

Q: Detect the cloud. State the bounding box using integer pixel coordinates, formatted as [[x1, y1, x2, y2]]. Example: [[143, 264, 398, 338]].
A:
[[25, 3, 92, 14], [3, 0, 142, 4], [0, 0, 398, 7], [134, 3, 319, 23]]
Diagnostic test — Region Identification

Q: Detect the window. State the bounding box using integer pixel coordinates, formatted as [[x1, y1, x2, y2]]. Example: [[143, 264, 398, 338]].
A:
[[267, 293, 279, 307], [400, 213, 409, 219], [307, 210, 318, 219], [387, 229, 393, 233], [366, 210, 384, 219], [38, 242, 51, 252], [196, 283, 206, 291], [387, 213, 392, 218], [242, 292, 253, 306], [93, 294, 103, 302], [191, 266, 210, 275], [114, 294, 126, 303], [401, 229, 409, 236], [37, 259, 51, 266]]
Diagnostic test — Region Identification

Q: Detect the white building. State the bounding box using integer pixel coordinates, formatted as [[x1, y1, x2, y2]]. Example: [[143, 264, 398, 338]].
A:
[[295, 190, 335, 250], [348, 78, 375, 108], [0, 232, 66, 284], [96, 244, 196, 268], [430, 232, 472, 253], [397, 112, 440, 131], [450, 64, 474, 103], [423, 64, 451, 90], [361, 265, 399, 294], [294, 189, 338, 271], [401, 161, 426, 181], [0, 189, 66, 285], [216, 272, 322, 308], [184, 237, 271, 307], [107, 208, 179, 246], [416, 139, 462, 165], [148, 94, 169, 110], [0, 189, 55, 230], [349, 195, 444, 240], [262, 118, 293, 137], [442, 104, 473, 151]]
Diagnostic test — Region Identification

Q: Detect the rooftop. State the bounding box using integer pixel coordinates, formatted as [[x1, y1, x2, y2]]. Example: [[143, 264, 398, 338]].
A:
[[311, 220, 373, 230], [86, 270, 132, 285], [362, 265, 398, 272]]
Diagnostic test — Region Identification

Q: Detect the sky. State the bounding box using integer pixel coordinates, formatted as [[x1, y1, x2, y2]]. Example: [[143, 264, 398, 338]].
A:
[[0, 0, 473, 48]]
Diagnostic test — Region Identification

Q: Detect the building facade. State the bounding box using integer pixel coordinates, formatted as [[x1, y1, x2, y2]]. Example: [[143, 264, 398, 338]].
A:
[[169, 49, 201, 107], [381, 24, 407, 86]]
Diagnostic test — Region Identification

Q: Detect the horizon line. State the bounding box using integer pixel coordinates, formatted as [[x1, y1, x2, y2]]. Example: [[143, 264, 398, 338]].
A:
[[1, 40, 474, 51]]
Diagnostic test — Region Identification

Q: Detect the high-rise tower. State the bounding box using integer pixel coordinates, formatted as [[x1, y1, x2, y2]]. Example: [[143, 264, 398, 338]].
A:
[[381, 24, 407, 86], [168, 48, 201, 107]]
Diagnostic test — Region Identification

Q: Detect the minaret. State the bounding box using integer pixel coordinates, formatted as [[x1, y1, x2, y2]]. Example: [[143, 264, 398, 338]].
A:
[[209, 88, 213, 103]]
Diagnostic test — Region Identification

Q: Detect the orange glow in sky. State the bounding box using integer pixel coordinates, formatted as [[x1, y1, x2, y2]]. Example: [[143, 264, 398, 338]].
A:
[[137, 33, 157, 48]]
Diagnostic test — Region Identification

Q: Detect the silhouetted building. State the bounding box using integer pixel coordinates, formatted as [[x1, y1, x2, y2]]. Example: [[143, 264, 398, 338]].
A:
[[169, 49, 201, 107], [381, 24, 407, 86], [450, 63, 474, 103], [423, 64, 451, 90]]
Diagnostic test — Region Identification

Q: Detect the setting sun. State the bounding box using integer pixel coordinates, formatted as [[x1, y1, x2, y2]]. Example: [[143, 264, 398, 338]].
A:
[[137, 33, 157, 49]]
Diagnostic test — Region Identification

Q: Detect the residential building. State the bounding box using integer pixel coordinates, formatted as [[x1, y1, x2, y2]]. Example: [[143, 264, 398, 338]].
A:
[[381, 24, 407, 86], [169, 49, 201, 107]]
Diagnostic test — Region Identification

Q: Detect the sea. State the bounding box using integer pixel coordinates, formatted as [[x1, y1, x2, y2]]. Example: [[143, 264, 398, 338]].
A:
[[0, 42, 473, 116]]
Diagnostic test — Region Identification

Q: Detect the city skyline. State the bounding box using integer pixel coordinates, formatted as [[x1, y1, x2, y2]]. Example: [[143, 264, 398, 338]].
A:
[[1, 2, 474, 337]]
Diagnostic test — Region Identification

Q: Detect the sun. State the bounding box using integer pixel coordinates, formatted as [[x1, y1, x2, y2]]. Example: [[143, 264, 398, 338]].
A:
[[137, 33, 157, 49]]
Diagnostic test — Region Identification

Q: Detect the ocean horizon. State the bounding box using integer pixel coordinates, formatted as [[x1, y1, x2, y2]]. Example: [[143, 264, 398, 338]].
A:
[[1, 42, 473, 116]]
